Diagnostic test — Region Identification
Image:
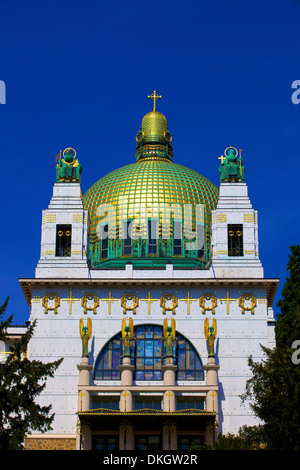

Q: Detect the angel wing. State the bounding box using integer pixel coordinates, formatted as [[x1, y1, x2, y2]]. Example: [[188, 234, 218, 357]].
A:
[[122, 317, 126, 339], [129, 317, 134, 338], [213, 317, 217, 337], [79, 318, 84, 339], [87, 317, 92, 339], [171, 317, 176, 340], [163, 317, 168, 339], [204, 317, 209, 340]]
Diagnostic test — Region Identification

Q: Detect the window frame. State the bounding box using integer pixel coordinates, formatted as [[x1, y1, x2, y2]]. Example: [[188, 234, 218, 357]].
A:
[[55, 224, 72, 257], [228, 223, 244, 257]]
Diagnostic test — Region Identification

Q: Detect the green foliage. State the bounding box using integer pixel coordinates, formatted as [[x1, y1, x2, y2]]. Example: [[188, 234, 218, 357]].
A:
[[190, 441, 212, 450], [0, 297, 63, 450], [214, 432, 252, 450], [214, 425, 265, 450], [241, 345, 300, 450]]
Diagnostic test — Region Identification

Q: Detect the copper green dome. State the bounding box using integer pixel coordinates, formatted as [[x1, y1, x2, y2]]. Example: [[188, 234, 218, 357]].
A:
[[82, 93, 218, 268]]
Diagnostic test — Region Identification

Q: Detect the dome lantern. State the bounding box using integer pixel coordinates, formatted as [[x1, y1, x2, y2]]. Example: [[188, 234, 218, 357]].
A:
[[82, 93, 218, 269], [136, 91, 173, 162]]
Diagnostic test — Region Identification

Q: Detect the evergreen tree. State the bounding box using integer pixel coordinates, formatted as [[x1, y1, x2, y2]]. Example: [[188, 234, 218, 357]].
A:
[[240, 246, 300, 450], [0, 297, 63, 450]]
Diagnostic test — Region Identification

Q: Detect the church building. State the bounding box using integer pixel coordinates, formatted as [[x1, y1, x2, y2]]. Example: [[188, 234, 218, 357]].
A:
[[19, 92, 278, 451]]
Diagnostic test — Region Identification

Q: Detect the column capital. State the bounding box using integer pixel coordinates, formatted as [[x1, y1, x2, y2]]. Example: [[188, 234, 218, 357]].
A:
[[203, 363, 220, 372], [77, 357, 93, 372]]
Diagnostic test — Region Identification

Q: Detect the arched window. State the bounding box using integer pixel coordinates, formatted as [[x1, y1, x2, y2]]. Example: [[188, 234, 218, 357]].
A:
[[94, 325, 204, 381]]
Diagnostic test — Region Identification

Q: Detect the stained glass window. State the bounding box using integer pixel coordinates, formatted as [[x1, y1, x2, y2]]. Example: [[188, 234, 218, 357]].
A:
[[94, 325, 204, 381], [94, 336, 121, 380]]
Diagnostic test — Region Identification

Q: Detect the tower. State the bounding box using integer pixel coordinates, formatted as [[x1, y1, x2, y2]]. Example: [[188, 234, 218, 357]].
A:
[[211, 146, 263, 279], [35, 147, 89, 279]]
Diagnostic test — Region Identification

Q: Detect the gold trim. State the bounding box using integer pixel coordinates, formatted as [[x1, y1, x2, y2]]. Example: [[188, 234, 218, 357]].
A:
[[136, 131, 145, 143], [163, 130, 172, 143], [199, 294, 217, 315], [160, 293, 178, 315], [224, 146, 238, 158], [42, 293, 60, 315], [238, 293, 256, 315], [121, 293, 139, 315], [63, 147, 77, 159], [180, 292, 197, 315], [81, 293, 99, 315]]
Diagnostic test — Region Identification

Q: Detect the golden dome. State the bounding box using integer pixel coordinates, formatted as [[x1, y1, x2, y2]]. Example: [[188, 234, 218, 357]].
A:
[[82, 92, 218, 268], [83, 158, 218, 268], [141, 110, 168, 138]]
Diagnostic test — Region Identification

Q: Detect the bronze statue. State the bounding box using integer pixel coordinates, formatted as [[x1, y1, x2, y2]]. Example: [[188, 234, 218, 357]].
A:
[[56, 148, 82, 183], [219, 147, 244, 183]]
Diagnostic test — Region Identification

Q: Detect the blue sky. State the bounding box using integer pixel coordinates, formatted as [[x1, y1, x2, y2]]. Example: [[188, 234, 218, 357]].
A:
[[1, 0, 299, 324]]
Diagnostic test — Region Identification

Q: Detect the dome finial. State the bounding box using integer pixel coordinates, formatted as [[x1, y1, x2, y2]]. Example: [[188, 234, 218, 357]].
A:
[[148, 90, 162, 111]]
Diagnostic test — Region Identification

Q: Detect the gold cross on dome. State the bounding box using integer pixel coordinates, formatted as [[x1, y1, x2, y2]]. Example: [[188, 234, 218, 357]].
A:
[[148, 90, 162, 111]]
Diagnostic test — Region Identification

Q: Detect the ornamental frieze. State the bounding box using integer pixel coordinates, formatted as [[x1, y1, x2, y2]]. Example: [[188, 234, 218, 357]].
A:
[[39, 290, 261, 316]]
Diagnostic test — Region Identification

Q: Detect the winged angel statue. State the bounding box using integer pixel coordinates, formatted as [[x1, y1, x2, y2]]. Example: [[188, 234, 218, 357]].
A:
[[122, 317, 134, 357], [163, 317, 176, 357], [79, 317, 92, 358], [204, 317, 217, 358]]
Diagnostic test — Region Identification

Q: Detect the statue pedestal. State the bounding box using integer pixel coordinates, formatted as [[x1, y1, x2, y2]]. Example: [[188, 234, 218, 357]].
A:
[[77, 357, 93, 450], [204, 357, 220, 387], [204, 357, 220, 447], [77, 357, 92, 388], [119, 357, 134, 412], [119, 357, 135, 449], [162, 358, 177, 386], [162, 358, 177, 412], [161, 358, 177, 448], [120, 357, 134, 386]]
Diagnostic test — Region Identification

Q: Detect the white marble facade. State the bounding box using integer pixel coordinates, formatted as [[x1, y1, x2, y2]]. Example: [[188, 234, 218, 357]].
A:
[[21, 177, 278, 447]]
